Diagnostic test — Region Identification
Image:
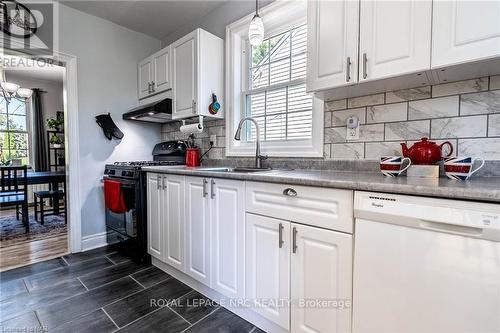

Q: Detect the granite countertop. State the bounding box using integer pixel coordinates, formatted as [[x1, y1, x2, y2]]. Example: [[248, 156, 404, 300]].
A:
[[141, 166, 500, 203]]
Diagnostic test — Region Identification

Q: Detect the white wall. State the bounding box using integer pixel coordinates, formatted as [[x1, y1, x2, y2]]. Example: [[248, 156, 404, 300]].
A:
[[58, 5, 162, 238], [161, 0, 274, 45]]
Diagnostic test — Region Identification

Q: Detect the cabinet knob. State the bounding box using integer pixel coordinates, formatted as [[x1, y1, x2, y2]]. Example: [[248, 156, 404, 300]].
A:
[[283, 188, 297, 197]]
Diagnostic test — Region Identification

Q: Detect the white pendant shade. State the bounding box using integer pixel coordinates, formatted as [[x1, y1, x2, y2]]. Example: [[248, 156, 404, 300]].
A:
[[248, 14, 264, 46], [1, 81, 20, 94], [16, 88, 33, 99]]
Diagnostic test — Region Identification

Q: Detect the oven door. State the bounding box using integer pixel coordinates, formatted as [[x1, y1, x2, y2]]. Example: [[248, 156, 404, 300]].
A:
[[103, 176, 137, 239]]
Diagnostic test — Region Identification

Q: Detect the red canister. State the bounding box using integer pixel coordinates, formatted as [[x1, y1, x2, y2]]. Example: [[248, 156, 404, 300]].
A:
[[186, 148, 201, 167]]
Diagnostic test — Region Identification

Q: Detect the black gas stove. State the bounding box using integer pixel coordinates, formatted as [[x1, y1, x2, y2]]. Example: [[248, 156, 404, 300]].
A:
[[103, 141, 186, 262]]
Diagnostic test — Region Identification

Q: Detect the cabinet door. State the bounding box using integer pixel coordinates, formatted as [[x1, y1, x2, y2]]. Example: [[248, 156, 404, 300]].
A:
[[359, 0, 432, 81], [138, 57, 153, 99], [163, 174, 185, 271], [245, 213, 290, 330], [146, 173, 163, 260], [152, 46, 171, 94], [185, 176, 211, 285], [432, 1, 500, 68], [307, 0, 359, 91], [172, 30, 198, 119], [291, 223, 353, 333], [211, 178, 245, 299]]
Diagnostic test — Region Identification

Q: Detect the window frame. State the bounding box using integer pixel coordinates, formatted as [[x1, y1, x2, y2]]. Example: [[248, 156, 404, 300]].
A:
[[0, 97, 32, 166], [225, 1, 324, 158]]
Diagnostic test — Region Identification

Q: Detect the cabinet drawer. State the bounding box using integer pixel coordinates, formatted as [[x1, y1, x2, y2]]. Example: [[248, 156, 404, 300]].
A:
[[245, 182, 353, 233]]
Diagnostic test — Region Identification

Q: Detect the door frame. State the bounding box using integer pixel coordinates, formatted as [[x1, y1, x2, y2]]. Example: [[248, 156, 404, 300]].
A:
[[1, 45, 82, 253]]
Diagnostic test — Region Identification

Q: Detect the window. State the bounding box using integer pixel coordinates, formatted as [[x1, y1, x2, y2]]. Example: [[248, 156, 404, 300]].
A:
[[226, 1, 323, 157], [0, 97, 30, 165], [245, 24, 313, 142]]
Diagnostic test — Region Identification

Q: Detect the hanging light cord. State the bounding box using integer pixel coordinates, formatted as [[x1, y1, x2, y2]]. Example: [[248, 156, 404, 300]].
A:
[[255, 0, 259, 17]]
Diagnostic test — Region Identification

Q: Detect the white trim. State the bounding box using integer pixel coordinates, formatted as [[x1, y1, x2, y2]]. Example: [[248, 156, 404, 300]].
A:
[[1, 43, 82, 253], [81, 231, 108, 251], [225, 0, 323, 158]]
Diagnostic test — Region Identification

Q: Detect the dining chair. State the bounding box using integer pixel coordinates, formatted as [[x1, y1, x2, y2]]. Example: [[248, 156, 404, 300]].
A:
[[0, 166, 29, 233]]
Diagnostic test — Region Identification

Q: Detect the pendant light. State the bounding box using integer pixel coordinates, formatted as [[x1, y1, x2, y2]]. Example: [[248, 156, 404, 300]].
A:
[[248, 0, 264, 46], [0, 68, 33, 103]]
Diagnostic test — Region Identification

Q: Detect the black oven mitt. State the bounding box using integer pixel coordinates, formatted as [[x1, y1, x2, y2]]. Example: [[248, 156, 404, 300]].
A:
[[95, 113, 124, 140]]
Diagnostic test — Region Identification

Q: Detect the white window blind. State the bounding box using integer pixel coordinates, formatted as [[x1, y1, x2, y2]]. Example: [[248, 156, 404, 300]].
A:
[[245, 24, 312, 142]]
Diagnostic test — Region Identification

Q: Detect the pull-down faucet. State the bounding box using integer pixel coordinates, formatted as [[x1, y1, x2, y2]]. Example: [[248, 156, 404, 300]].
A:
[[234, 117, 268, 169]]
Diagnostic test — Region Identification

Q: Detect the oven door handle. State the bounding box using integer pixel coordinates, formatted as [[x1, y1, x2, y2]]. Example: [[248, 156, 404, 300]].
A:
[[102, 176, 137, 188]]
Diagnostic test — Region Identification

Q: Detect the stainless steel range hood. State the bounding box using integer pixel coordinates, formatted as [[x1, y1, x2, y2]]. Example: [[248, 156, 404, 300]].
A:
[[122, 98, 173, 123]]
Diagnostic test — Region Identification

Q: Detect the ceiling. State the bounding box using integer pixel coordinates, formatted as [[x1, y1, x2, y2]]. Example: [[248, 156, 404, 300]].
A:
[[61, 0, 228, 39]]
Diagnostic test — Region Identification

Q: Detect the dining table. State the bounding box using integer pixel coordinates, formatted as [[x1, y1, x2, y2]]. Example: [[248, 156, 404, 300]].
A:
[[2, 170, 66, 188]]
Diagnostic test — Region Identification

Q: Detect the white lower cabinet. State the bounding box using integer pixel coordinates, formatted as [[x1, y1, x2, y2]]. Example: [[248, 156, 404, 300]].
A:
[[146, 173, 185, 271], [291, 223, 353, 333], [185, 176, 246, 296], [147, 173, 163, 260], [185, 176, 211, 285], [246, 213, 291, 330], [163, 175, 185, 271], [149, 174, 354, 333], [211, 178, 245, 299]]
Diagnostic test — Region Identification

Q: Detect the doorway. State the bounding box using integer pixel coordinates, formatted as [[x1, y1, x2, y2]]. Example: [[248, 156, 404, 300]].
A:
[[0, 51, 80, 271]]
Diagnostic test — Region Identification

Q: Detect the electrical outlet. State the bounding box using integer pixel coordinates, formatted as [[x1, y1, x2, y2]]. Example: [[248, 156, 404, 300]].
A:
[[346, 115, 360, 141], [210, 134, 217, 145]]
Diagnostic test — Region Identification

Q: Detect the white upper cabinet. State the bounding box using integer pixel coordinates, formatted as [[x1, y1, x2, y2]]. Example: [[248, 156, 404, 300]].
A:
[[210, 178, 245, 300], [138, 58, 153, 100], [291, 223, 353, 333], [172, 28, 224, 120], [359, 0, 432, 82], [138, 46, 171, 99], [432, 0, 500, 68], [306, 0, 359, 91], [172, 31, 198, 119], [152, 46, 172, 94]]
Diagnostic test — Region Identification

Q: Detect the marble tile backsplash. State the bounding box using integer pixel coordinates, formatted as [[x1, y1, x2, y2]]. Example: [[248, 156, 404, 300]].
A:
[[162, 75, 500, 161]]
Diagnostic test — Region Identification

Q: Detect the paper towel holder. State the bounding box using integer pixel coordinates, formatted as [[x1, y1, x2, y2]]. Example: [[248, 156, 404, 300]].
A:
[[180, 115, 204, 133]]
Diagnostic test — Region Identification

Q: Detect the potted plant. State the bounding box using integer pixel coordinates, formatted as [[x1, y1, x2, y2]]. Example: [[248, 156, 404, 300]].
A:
[[50, 133, 63, 148], [47, 117, 64, 131]]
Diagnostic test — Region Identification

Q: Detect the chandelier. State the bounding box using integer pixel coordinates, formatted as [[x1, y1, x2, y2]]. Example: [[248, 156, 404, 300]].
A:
[[0, 68, 33, 104]]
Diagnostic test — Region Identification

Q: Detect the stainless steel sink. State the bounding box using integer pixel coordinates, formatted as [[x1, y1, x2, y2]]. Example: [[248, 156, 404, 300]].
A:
[[197, 167, 273, 173], [197, 167, 294, 173]]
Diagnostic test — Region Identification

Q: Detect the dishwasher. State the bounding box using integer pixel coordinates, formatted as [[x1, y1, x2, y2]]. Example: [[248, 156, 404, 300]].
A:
[[352, 191, 500, 332]]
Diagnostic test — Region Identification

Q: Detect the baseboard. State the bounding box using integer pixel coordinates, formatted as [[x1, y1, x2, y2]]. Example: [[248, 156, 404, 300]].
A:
[[81, 231, 107, 251]]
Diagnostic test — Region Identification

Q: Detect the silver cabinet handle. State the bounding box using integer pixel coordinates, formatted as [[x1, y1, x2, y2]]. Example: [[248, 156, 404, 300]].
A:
[[192, 99, 197, 114], [362, 53, 367, 79], [148, 82, 152, 94], [292, 227, 298, 253], [162, 176, 167, 190], [346, 56, 351, 82], [278, 223, 284, 248], [210, 179, 215, 199], [151, 81, 155, 92], [156, 174, 161, 190], [203, 178, 208, 197], [283, 188, 297, 197]]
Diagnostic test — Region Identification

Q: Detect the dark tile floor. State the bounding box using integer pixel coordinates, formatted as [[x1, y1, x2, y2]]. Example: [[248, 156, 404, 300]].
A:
[[0, 246, 264, 333]]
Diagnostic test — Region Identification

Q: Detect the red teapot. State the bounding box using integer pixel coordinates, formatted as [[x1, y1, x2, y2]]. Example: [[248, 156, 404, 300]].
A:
[[401, 138, 453, 165]]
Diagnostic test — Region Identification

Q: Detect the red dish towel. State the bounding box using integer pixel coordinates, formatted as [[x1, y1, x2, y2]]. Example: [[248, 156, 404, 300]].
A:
[[104, 179, 128, 214]]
